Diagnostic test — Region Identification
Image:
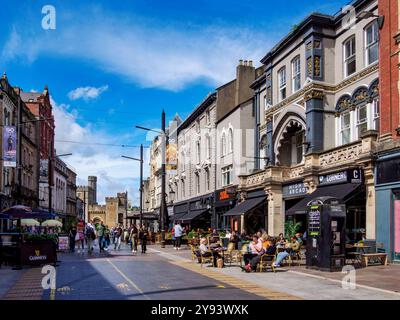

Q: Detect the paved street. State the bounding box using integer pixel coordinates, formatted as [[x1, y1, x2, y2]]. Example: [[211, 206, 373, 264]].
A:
[[1, 243, 400, 300]]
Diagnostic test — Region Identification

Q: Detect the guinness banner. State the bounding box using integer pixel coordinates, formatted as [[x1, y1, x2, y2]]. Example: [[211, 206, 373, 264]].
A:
[[3, 126, 17, 167]]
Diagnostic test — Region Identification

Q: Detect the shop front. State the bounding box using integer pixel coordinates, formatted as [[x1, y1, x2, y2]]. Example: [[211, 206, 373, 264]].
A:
[[283, 181, 308, 234], [213, 186, 237, 230], [223, 188, 267, 235], [287, 168, 366, 242], [173, 194, 213, 230], [375, 153, 400, 262]]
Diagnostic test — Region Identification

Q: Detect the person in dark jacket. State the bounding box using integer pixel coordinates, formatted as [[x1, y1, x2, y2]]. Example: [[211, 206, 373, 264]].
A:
[[248, 239, 277, 272], [139, 226, 148, 254], [69, 226, 77, 253]]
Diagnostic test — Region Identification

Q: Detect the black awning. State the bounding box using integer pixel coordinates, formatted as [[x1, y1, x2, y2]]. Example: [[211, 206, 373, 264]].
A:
[[286, 183, 363, 216], [180, 209, 209, 222], [223, 196, 267, 216], [173, 212, 188, 221]]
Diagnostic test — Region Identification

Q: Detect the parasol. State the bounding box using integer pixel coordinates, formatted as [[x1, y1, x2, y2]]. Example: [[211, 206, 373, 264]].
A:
[[20, 219, 40, 227], [41, 219, 63, 227]]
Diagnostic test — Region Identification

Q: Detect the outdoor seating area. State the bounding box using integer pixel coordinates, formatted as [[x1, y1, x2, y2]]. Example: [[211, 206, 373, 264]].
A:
[[0, 205, 65, 269]]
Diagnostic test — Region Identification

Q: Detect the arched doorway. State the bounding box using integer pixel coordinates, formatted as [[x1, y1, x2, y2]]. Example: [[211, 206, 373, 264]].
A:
[[275, 119, 306, 166]]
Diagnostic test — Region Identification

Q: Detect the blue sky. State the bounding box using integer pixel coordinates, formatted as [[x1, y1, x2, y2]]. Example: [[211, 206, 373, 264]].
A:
[[0, 0, 349, 205]]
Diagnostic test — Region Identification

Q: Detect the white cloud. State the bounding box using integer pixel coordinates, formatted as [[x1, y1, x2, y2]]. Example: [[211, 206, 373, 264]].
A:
[[52, 97, 149, 205], [1, 11, 273, 91], [68, 85, 109, 101]]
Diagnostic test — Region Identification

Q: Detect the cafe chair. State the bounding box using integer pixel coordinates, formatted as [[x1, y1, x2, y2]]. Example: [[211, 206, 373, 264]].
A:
[[258, 252, 276, 273], [224, 242, 241, 266], [189, 244, 199, 263], [200, 250, 214, 268]]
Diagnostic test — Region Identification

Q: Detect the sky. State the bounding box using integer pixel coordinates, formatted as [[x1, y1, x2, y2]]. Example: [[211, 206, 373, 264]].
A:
[[0, 0, 349, 205]]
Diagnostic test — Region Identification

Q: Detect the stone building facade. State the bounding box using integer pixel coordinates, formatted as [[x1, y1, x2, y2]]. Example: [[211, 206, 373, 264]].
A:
[[236, 0, 379, 239]]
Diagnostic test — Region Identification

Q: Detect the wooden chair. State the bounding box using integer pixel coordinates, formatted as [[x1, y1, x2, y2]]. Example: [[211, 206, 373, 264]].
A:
[[224, 242, 241, 266], [200, 250, 214, 268], [257, 252, 276, 273], [189, 244, 199, 263], [287, 249, 302, 266], [239, 243, 249, 267]]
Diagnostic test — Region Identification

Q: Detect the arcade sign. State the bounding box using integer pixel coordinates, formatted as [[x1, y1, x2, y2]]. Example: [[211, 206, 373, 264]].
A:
[[318, 169, 363, 186]]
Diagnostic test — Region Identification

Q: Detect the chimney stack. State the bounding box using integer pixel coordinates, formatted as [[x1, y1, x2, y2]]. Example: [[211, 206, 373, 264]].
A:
[[239, 59, 243, 66], [249, 60, 253, 67]]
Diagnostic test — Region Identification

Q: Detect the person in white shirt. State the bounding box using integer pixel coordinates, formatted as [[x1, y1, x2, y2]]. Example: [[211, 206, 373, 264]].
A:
[[173, 221, 184, 250]]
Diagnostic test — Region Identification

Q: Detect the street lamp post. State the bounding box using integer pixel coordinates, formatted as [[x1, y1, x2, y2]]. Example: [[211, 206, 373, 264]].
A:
[[122, 144, 143, 227], [135, 110, 168, 248]]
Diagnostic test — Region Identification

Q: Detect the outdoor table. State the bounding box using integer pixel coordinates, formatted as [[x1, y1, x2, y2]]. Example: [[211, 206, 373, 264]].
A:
[[210, 246, 227, 267]]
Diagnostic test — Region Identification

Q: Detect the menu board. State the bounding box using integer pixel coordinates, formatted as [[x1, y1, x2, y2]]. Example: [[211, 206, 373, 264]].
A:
[[308, 206, 321, 236], [58, 235, 70, 251]]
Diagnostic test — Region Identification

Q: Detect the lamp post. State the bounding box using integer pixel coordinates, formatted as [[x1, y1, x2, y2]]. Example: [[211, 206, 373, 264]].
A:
[[357, 10, 385, 29], [122, 144, 143, 227], [135, 110, 168, 248]]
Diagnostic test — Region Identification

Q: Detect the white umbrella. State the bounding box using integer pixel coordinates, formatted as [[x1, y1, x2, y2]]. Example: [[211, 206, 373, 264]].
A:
[[21, 218, 40, 227], [42, 219, 63, 227]]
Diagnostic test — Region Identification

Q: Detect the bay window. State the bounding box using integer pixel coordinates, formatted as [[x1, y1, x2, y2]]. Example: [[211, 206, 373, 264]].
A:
[[372, 98, 380, 131], [357, 104, 368, 137]]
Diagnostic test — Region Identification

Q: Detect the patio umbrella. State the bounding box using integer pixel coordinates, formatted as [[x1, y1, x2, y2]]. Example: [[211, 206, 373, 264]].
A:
[[20, 219, 40, 227], [2, 205, 33, 216], [41, 219, 63, 227]]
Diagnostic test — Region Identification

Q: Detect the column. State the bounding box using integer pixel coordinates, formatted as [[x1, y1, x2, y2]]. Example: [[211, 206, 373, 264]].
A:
[[265, 185, 283, 236], [364, 167, 376, 240]]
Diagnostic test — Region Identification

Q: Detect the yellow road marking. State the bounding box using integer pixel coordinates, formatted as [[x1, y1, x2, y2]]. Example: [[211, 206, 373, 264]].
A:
[[168, 261, 301, 300], [106, 258, 150, 300]]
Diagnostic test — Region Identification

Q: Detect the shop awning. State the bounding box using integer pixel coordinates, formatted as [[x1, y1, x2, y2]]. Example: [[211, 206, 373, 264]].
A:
[[286, 183, 363, 216], [180, 209, 208, 222], [223, 196, 267, 217], [173, 212, 188, 221]]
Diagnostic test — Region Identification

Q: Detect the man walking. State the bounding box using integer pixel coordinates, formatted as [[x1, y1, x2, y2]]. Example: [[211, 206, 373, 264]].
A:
[[85, 220, 96, 255], [173, 221, 184, 250], [114, 224, 123, 251], [96, 221, 106, 253], [139, 225, 148, 254]]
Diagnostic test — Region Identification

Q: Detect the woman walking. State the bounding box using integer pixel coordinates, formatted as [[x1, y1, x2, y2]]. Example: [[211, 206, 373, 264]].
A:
[[69, 225, 77, 253], [129, 225, 139, 255], [76, 220, 85, 255]]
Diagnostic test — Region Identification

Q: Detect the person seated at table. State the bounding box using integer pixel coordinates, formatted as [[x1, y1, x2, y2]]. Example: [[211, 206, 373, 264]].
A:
[[243, 235, 264, 269], [229, 231, 240, 249], [276, 233, 287, 249], [261, 233, 271, 250], [247, 239, 277, 272], [225, 229, 232, 239], [240, 229, 249, 241], [196, 238, 222, 266]]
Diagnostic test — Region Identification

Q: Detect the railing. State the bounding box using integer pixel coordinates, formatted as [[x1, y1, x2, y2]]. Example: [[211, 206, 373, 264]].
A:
[[317, 141, 363, 169]]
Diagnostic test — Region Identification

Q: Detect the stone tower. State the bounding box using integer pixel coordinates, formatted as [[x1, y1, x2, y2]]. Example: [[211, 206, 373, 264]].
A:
[[88, 176, 97, 205]]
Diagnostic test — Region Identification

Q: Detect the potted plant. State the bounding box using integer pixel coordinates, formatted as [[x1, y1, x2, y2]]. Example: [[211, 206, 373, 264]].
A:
[[285, 220, 302, 239]]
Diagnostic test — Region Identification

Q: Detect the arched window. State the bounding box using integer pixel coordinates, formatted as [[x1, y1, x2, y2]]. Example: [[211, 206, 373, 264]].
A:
[[221, 133, 227, 156], [228, 128, 233, 153]]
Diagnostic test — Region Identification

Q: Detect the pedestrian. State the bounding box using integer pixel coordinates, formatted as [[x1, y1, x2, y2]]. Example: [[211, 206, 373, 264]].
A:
[[139, 225, 148, 254], [129, 224, 139, 255], [69, 225, 77, 253], [114, 224, 123, 251], [76, 219, 85, 255], [85, 220, 96, 255], [104, 226, 111, 250], [171, 226, 176, 249], [96, 221, 106, 253], [173, 221, 183, 250]]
